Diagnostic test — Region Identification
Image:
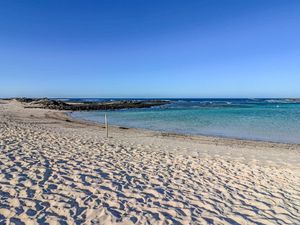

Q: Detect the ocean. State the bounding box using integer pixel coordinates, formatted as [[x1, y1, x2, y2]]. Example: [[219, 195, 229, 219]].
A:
[[69, 98, 300, 144]]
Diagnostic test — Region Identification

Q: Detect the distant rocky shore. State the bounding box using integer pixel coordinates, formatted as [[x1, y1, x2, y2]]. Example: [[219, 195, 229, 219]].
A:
[[11, 98, 169, 111], [286, 98, 300, 102]]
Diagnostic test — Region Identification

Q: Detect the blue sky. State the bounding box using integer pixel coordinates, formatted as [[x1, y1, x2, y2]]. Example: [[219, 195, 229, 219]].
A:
[[1, 0, 299, 98]]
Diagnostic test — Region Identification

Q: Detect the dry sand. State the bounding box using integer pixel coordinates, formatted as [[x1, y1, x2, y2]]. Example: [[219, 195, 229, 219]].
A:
[[0, 100, 299, 224]]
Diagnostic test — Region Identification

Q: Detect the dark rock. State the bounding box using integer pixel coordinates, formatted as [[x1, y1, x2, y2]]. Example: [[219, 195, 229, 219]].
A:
[[16, 98, 169, 111]]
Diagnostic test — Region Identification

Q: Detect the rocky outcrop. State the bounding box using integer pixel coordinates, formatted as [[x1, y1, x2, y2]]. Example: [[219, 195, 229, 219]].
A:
[[286, 98, 300, 103], [14, 98, 169, 111]]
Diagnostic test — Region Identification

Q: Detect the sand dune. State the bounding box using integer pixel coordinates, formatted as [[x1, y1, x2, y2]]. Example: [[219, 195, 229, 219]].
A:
[[0, 100, 300, 224]]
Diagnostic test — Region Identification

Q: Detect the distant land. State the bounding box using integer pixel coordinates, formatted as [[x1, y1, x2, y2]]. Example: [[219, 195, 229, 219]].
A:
[[7, 97, 169, 111]]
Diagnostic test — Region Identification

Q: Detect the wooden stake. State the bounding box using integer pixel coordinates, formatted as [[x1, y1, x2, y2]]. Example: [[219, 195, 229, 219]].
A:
[[105, 114, 108, 138]]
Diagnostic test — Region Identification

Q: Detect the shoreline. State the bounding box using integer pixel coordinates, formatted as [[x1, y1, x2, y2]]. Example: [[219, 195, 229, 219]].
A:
[[68, 111, 300, 150], [63, 107, 300, 168], [8, 97, 300, 145], [3, 99, 299, 161]]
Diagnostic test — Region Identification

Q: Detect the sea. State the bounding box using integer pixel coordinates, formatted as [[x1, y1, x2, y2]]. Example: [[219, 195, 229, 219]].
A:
[[68, 98, 300, 144]]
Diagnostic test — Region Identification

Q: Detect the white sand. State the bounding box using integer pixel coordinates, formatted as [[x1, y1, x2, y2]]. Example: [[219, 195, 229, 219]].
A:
[[0, 100, 299, 224]]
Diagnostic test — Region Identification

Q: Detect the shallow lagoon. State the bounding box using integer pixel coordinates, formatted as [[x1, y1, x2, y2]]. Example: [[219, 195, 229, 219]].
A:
[[71, 99, 300, 144]]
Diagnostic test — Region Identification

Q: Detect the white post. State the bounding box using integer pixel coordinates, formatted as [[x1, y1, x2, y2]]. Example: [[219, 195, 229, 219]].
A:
[[105, 114, 108, 138]]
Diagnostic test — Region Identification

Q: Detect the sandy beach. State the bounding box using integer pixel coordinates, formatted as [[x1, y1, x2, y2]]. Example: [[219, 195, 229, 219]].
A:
[[0, 99, 300, 224]]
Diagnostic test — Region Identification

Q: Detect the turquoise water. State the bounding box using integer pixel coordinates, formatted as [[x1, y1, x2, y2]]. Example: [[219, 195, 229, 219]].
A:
[[70, 99, 300, 144]]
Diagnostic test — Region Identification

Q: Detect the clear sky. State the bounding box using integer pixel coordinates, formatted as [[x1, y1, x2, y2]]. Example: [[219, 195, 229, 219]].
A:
[[1, 0, 299, 98]]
